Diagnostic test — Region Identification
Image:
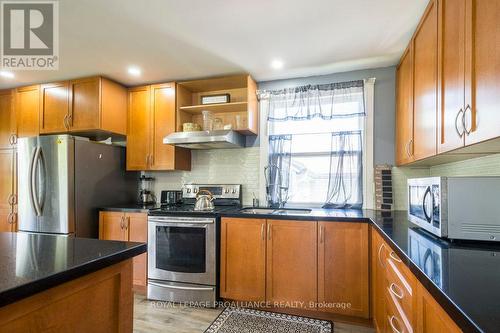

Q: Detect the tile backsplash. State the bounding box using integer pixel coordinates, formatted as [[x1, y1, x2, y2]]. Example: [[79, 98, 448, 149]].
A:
[[393, 153, 500, 210], [147, 147, 260, 206]]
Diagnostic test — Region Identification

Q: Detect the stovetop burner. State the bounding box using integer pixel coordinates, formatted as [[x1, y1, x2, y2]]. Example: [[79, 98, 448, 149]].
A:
[[149, 204, 240, 215]]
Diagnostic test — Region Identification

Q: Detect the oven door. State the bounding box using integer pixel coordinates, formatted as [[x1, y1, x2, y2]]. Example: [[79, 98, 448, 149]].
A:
[[148, 216, 216, 285]]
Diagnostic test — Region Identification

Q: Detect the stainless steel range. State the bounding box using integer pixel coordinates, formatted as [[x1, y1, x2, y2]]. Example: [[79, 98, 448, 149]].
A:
[[147, 184, 241, 306]]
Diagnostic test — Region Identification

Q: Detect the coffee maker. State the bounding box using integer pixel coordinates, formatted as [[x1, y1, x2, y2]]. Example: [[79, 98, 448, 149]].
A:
[[138, 175, 156, 205]]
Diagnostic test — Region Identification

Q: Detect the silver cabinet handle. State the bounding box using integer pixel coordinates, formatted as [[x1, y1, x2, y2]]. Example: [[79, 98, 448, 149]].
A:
[[390, 251, 402, 263], [125, 216, 130, 230], [120, 216, 124, 229], [7, 212, 13, 225], [378, 243, 386, 267], [8, 134, 17, 146], [63, 114, 69, 129], [389, 315, 404, 333], [319, 225, 324, 243], [267, 223, 271, 240], [261, 223, 265, 240], [8, 194, 15, 205], [149, 281, 215, 291], [150, 154, 154, 166], [389, 283, 404, 299], [68, 113, 73, 127], [463, 104, 472, 135], [455, 108, 465, 137]]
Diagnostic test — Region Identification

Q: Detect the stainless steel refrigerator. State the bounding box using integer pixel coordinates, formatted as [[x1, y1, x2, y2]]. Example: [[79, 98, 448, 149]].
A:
[[17, 135, 137, 237]]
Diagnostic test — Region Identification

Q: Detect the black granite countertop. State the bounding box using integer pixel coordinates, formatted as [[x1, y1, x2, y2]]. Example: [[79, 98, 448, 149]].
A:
[[100, 203, 160, 213], [0, 232, 146, 307]]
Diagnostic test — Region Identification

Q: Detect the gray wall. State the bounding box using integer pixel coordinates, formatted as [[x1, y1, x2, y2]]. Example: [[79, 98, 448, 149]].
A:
[[256, 66, 396, 165]]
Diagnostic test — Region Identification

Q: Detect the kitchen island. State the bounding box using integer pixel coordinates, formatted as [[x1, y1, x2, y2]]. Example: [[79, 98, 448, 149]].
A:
[[0, 232, 146, 332]]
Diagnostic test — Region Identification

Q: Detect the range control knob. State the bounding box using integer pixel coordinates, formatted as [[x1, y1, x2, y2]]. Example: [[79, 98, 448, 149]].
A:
[[232, 189, 236, 194], [186, 189, 191, 193], [224, 188, 229, 193], [194, 188, 198, 193]]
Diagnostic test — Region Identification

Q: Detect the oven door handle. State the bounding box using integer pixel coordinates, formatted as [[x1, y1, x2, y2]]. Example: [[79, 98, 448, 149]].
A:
[[151, 222, 209, 228], [149, 281, 215, 291]]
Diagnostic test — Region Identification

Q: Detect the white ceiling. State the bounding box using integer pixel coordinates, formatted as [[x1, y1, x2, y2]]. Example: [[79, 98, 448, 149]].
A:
[[0, 0, 428, 89]]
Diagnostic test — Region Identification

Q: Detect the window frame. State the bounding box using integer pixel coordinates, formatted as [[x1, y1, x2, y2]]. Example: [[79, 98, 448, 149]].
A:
[[258, 78, 375, 209]]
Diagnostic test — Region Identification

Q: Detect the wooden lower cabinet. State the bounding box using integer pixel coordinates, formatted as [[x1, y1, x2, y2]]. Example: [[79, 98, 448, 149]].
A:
[[220, 218, 266, 301], [417, 283, 461, 333], [318, 222, 369, 318], [0, 260, 133, 332], [99, 211, 148, 291], [266, 219, 317, 309], [371, 226, 461, 333], [0, 149, 16, 232], [221, 218, 370, 316]]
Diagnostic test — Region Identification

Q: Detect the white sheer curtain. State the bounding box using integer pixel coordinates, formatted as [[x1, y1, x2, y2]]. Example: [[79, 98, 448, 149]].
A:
[[259, 80, 365, 208]]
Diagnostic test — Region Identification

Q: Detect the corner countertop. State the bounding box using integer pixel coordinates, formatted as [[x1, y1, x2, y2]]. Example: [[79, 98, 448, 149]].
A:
[[0, 232, 147, 307], [100, 204, 500, 332], [100, 203, 160, 213], [220, 208, 500, 333]]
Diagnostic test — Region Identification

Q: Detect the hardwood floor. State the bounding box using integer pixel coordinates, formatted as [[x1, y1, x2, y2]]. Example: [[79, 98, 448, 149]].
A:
[[133, 294, 375, 333]]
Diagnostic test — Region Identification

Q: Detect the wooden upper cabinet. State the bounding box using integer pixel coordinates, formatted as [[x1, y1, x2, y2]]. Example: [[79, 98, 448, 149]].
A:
[[150, 83, 190, 171], [68, 77, 127, 135], [126, 83, 191, 171], [15, 85, 40, 138], [438, 0, 467, 153], [40, 81, 70, 134], [396, 45, 414, 166], [220, 218, 266, 301], [318, 222, 369, 318], [127, 86, 151, 171], [0, 90, 15, 149], [413, 0, 438, 161], [464, 0, 500, 146], [266, 220, 317, 309], [98, 211, 127, 241]]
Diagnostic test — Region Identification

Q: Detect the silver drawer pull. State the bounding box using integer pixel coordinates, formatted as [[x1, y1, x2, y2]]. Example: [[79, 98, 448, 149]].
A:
[[389, 315, 404, 333], [149, 281, 214, 291], [389, 283, 404, 299], [378, 243, 386, 267], [390, 251, 402, 263]]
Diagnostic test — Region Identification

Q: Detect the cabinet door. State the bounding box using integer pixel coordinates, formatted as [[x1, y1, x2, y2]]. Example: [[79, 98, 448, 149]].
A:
[[100, 78, 127, 135], [126, 86, 151, 171], [68, 77, 100, 131], [15, 85, 40, 138], [220, 218, 266, 301], [0, 149, 15, 232], [266, 220, 317, 309], [40, 81, 69, 134], [413, 0, 438, 161], [438, 0, 466, 153], [372, 228, 390, 333], [464, 0, 500, 146], [99, 211, 127, 241], [150, 83, 176, 170], [127, 212, 148, 290], [318, 222, 369, 318], [416, 283, 461, 333], [0, 90, 15, 149], [396, 45, 414, 166]]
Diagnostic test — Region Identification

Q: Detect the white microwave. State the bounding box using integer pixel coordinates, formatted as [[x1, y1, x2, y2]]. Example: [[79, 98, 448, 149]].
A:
[[408, 177, 500, 241]]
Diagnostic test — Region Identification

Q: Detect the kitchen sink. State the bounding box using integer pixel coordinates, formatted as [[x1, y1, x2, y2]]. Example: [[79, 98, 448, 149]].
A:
[[239, 208, 277, 214], [238, 208, 312, 215], [273, 208, 312, 215]]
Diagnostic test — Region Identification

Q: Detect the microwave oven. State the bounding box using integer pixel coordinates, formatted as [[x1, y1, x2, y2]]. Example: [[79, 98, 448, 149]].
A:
[[407, 177, 500, 241]]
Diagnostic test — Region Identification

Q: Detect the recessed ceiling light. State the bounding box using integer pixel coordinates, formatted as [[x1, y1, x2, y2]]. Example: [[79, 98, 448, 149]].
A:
[[0, 71, 14, 79], [270, 59, 284, 70], [127, 66, 141, 76]]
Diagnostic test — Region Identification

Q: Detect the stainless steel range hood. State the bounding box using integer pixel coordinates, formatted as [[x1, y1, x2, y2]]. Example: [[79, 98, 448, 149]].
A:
[[163, 130, 246, 149]]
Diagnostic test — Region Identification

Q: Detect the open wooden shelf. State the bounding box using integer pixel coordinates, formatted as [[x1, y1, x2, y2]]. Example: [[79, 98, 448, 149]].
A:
[[179, 101, 248, 114], [176, 74, 258, 136]]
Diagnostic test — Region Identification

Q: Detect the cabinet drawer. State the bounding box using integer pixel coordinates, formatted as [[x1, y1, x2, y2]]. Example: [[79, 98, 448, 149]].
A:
[[385, 292, 413, 333], [386, 249, 414, 289], [386, 257, 415, 327]]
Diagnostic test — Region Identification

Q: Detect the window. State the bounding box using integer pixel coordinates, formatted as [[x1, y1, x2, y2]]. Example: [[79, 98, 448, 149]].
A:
[[261, 81, 366, 208]]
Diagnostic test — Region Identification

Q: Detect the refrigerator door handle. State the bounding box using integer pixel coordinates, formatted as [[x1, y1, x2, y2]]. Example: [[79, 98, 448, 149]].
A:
[[31, 147, 43, 217]]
